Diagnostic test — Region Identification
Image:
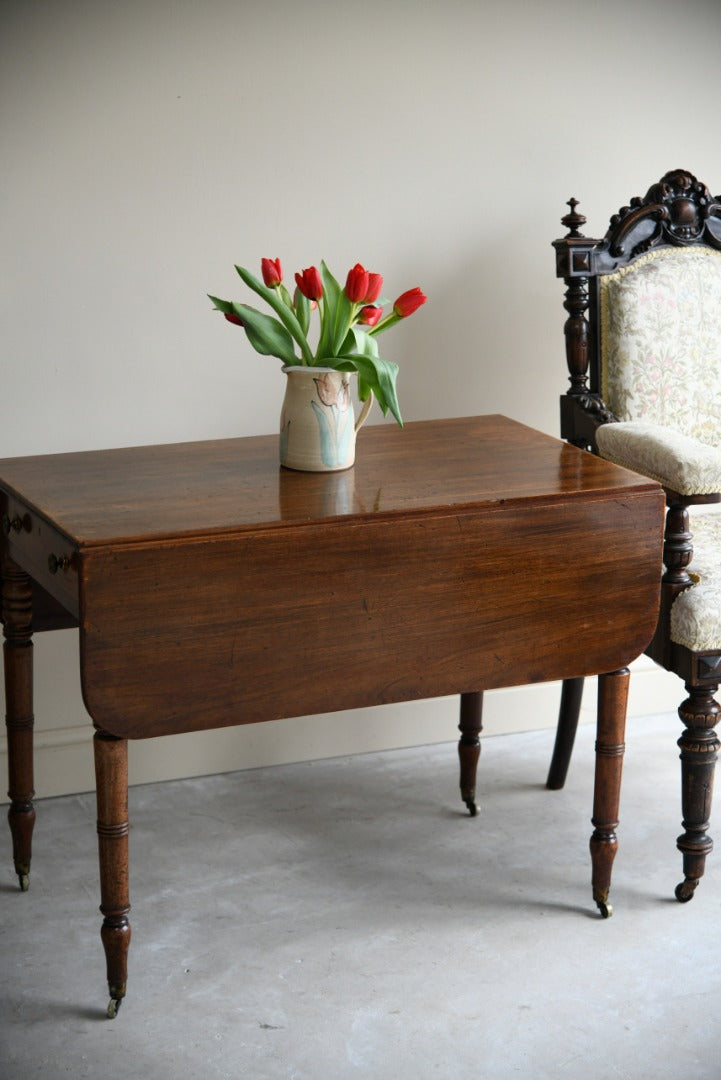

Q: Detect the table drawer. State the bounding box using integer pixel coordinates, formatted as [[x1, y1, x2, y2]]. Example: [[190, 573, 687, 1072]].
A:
[[2, 495, 79, 619]]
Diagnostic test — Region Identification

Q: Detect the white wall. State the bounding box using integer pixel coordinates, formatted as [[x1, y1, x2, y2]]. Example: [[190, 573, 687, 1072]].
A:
[[2, 0, 719, 797]]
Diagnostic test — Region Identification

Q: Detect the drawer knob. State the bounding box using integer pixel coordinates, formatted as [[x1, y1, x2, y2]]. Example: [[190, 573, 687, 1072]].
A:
[[48, 553, 71, 574], [2, 514, 23, 535]]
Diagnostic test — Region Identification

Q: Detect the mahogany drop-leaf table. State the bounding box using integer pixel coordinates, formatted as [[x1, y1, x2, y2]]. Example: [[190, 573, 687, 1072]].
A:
[[0, 415, 664, 1016]]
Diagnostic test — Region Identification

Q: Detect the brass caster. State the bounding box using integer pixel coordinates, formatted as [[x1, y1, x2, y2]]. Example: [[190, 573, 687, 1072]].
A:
[[674, 878, 699, 903], [18, 873, 29, 892], [596, 900, 613, 919], [463, 797, 478, 817], [106, 997, 122, 1019]]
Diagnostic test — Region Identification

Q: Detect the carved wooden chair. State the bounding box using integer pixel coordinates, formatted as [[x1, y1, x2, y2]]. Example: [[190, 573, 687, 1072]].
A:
[[544, 168, 721, 903]]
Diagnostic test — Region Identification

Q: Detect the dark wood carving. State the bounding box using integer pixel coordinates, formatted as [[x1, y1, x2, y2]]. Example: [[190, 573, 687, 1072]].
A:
[[662, 504, 695, 588], [553, 169, 721, 902], [559, 199, 591, 397], [676, 684, 721, 902], [553, 201, 615, 450], [607, 169, 721, 261]]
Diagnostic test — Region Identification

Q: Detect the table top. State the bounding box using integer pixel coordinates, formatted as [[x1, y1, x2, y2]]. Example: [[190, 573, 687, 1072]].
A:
[[0, 414, 665, 736], [0, 415, 659, 547]]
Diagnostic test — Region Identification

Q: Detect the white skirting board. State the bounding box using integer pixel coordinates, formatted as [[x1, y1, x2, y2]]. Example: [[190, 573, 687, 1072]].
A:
[[1, 630, 683, 801]]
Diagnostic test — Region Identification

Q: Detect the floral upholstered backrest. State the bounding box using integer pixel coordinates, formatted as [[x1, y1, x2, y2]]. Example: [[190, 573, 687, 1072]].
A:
[[600, 247, 721, 445]]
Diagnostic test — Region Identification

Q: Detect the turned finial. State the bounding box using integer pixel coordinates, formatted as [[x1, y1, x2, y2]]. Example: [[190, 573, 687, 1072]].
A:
[[562, 197, 586, 238]]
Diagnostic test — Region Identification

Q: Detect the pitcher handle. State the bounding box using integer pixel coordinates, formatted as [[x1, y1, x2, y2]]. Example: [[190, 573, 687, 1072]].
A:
[[355, 390, 374, 433]]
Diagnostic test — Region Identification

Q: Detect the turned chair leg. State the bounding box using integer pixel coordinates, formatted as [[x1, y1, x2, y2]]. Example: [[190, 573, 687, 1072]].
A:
[[546, 677, 584, 790], [458, 691, 483, 816], [675, 682, 721, 902], [2, 559, 35, 892]]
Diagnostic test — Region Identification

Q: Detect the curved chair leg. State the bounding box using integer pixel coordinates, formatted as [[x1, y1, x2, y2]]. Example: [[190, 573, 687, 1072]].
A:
[[546, 677, 584, 790], [675, 682, 721, 902], [458, 692, 483, 816]]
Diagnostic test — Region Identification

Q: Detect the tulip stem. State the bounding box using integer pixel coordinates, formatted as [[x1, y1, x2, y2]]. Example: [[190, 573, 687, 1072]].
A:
[[368, 311, 401, 336]]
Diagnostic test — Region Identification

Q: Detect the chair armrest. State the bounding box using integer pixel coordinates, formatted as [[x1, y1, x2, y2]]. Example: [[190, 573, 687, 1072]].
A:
[[596, 421, 721, 496]]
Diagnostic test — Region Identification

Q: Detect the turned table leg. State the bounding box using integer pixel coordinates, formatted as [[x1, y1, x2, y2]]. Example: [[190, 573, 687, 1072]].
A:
[[458, 691, 483, 816], [590, 668, 629, 918], [94, 731, 131, 1018], [2, 558, 35, 891]]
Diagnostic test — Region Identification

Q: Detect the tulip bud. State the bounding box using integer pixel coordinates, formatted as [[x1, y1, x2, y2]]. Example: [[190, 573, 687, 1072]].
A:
[[224, 312, 244, 326], [295, 266, 323, 301], [261, 257, 282, 288], [345, 262, 370, 303], [363, 273, 383, 304], [358, 305, 383, 327], [393, 287, 427, 318]]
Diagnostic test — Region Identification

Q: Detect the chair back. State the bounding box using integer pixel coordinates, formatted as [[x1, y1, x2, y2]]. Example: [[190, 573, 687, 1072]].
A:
[[554, 170, 721, 450]]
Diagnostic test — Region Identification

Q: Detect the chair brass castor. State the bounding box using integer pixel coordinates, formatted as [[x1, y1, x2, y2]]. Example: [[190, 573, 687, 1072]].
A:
[[18, 873, 29, 892], [596, 900, 613, 918], [463, 797, 478, 817]]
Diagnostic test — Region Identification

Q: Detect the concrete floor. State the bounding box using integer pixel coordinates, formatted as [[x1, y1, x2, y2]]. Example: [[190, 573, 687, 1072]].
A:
[[1, 712, 720, 1079]]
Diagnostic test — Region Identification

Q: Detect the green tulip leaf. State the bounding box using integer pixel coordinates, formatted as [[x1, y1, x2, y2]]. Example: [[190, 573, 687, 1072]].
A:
[[320, 261, 341, 303], [278, 283, 294, 310], [208, 293, 235, 316], [234, 265, 313, 364], [346, 325, 380, 359], [316, 261, 353, 359], [357, 373, 372, 402], [231, 302, 298, 365], [317, 262, 340, 359], [334, 352, 402, 426]]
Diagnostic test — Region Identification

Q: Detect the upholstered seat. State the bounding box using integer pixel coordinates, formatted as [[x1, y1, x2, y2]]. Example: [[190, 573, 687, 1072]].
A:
[[549, 169, 721, 902], [668, 514, 721, 651]]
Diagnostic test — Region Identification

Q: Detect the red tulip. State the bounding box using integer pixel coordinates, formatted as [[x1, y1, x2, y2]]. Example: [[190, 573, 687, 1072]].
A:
[[363, 273, 383, 304], [261, 257, 282, 288], [295, 266, 323, 300], [224, 311, 244, 326], [358, 305, 383, 327], [345, 262, 370, 303], [393, 287, 427, 318]]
